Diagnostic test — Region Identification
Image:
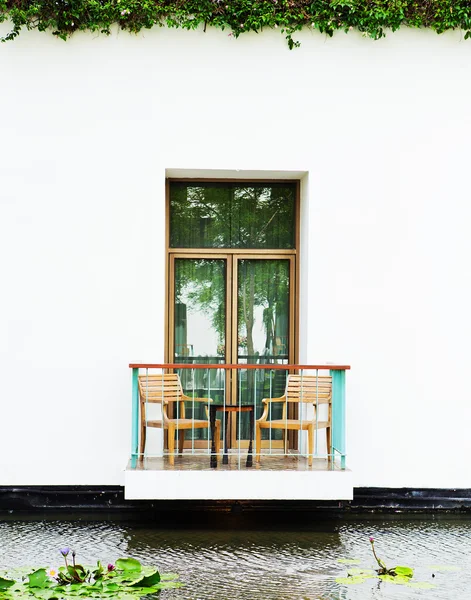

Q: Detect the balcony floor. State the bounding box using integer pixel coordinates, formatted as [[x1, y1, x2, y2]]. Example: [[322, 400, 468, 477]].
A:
[[128, 451, 343, 472], [124, 451, 353, 501]]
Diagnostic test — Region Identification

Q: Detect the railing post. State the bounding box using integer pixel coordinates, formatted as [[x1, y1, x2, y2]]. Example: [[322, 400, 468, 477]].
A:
[[331, 369, 346, 469], [131, 367, 139, 468]]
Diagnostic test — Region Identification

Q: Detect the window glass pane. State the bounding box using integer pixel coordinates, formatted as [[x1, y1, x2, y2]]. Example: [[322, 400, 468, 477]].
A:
[[230, 185, 295, 249], [170, 184, 231, 248], [174, 258, 226, 361], [236, 259, 290, 440], [174, 258, 226, 442], [170, 182, 296, 249], [237, 259, 290, 362]]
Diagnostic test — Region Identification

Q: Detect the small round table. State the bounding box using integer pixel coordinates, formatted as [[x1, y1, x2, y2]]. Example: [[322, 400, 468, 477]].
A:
[[209, 404, 255, 468]]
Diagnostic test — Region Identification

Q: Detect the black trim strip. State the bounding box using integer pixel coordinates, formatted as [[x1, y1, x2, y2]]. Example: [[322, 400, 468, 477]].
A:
[[1, 487, 471, 514]]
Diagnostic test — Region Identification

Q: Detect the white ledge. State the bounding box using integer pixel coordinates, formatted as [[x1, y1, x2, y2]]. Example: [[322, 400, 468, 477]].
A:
[[124, 469, 353, 501]]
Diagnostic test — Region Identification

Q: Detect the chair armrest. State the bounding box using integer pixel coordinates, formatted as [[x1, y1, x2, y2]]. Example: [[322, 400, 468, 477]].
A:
[[182, 395, 214, 403], [257, 396, 286, 422], [261, 396, 286, 404]]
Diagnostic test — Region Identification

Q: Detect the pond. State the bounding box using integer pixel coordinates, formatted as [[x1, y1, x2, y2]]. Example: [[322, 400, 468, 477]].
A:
[[0, 512, 469, 599]]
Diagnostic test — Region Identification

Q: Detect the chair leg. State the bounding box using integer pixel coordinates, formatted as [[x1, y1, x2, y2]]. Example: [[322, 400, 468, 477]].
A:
[[178, 429, 185, 456], [282, 429, 288, 455], [256, 424, 262, 463], [139, 421, 146, 461], [308, 425, 314, 467], [168, 424, 175, 466], [326, 427, 332, 463], [215, 421, 221, 456]]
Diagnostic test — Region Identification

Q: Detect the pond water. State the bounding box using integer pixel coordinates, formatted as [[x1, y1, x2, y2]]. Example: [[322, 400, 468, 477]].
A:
[[0, 512, 470, 599]]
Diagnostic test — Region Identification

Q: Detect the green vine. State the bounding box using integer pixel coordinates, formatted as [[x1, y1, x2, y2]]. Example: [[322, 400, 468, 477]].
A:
[[1, 0, 471, 47]]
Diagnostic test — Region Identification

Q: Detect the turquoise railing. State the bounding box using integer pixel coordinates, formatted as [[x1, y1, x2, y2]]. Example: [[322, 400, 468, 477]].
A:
[[129, 363, 350, 469]]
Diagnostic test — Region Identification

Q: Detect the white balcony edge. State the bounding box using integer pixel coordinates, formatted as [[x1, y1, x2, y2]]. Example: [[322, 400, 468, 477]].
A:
[[124, 469, 353, 501]]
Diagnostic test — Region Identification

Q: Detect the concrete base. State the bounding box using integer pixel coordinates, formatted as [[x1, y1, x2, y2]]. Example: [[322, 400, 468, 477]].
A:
[[124, 468, 353, 500]]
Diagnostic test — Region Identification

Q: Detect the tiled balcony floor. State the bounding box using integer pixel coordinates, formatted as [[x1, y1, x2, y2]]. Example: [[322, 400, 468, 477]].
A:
[[128, 451, 343, 472]]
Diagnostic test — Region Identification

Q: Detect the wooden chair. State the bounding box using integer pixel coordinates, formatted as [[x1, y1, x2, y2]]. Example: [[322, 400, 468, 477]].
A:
[[256, 374, 332, 466], [138, 373, 220, 465]]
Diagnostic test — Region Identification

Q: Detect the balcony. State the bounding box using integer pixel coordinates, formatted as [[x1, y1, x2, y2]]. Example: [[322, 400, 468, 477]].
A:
[[124, 363, 352, 501]]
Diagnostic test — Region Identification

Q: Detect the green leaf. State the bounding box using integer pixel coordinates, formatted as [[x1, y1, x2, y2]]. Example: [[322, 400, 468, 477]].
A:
[[378, 574, 396, 583], [338, 558, 361, 564], [393, 575, 414, 585], [346, 568, 374, 576], [115, 559, 142, 573], [0, 576, 15, 590], [336, 575, 368, 584], [104, 583, 120, 591], [393, 566, 413, 578], [90, 580, 103, 590], [154, 581, 184, 589], [28, 569, 49, 588], [129, 570, 160, 587], [406, 581, 437, 589], [160, 573, 179, 580], [29, 589, 56, 599], [378, 573, 412, 585], [129, 587, 158, 594]]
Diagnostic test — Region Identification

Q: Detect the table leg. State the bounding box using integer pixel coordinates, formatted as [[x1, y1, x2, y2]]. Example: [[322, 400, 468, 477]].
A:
[[246, 408, 254, 467], [223, 410, 229, 465], [210, 406, 217, 469]]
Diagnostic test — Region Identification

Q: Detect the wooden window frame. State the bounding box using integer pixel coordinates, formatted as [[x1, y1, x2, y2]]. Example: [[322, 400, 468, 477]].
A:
[[165, 177, 300, 364]]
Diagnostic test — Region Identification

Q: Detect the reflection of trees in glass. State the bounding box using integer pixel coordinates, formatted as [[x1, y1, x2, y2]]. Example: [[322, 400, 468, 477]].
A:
[[238, 260, 289, 363], [170, 182, 296, 249], [175, 258, 289, 364], [175, 259, 225, 357], [171, 182, 294, 362]]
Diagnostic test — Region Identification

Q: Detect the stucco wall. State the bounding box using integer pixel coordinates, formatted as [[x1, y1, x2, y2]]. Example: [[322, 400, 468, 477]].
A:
[[1, 24, 471, 488]]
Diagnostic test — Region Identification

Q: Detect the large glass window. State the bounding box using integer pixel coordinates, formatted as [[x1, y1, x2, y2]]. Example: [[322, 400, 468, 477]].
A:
[[167, 179, 298, 449], [169, 182, 296, 249]]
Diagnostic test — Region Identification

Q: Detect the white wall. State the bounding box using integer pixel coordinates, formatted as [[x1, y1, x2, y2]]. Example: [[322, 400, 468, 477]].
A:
[[1, 24, 471, 488]]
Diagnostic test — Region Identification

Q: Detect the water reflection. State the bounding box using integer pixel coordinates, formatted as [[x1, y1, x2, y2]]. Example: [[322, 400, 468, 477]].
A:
[[0, 514, 469, 599]]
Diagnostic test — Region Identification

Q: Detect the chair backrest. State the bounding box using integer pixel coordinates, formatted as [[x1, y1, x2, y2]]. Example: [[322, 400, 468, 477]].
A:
[[285, 374, 332, 404], [138, 373, 184, 404]]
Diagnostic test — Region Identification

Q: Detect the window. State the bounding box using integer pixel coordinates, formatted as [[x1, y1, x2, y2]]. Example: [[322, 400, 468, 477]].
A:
[[166, 179, 299, 447]]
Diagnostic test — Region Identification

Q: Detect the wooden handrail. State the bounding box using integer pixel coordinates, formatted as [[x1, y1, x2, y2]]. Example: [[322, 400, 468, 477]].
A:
[[129, 363, 350, 370]]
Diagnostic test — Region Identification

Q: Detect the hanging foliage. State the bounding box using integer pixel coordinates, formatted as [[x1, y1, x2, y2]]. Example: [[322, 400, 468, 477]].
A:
[[1, 0, 471, 47]]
